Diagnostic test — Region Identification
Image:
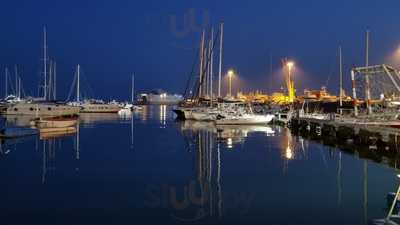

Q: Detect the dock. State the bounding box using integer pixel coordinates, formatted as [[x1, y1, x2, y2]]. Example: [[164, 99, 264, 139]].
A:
[[290, 114, 400, 153]]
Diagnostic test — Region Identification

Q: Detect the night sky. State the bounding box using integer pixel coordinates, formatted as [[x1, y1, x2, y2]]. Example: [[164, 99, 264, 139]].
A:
[[1, 0, 400, 100]]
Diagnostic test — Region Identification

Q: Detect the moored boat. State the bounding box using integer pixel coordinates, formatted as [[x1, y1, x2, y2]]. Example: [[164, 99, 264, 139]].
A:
[[0, 101, 80, 117], [215, 113, 275, 125], [32, 115, 78, 129]]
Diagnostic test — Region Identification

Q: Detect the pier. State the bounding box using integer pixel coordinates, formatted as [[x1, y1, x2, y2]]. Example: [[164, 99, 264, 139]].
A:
[[290, 115, 400, 154]]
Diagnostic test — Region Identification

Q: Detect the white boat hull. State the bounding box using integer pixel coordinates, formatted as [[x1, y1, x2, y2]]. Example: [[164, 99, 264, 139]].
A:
[[216, 114, 274, 125]]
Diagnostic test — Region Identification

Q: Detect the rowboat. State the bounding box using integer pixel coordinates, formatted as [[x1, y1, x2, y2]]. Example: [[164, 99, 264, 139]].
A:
[[31, 116, 78, 129]]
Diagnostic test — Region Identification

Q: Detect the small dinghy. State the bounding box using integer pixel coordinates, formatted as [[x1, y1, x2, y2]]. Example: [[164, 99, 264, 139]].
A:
[[31, 115, 78, 129]]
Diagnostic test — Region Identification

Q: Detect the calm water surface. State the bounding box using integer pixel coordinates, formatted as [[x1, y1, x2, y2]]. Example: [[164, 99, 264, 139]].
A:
[[0, 106, 398, 225]]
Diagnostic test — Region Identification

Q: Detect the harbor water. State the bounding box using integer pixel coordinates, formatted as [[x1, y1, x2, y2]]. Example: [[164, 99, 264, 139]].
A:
[[0, 106, 398, 225]]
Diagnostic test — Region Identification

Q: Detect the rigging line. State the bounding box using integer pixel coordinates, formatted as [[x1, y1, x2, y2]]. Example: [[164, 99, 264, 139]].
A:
[[7, 73, 15, 96], [192, 28, 221, 99], [81, 70, 95, 100], [324, 50, 338, 88], [66, 69, 77, 102], [183, 47, 200, 99]]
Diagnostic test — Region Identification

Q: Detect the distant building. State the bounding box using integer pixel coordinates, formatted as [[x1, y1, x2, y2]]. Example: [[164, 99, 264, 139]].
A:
[[138, 90, 183, 105]]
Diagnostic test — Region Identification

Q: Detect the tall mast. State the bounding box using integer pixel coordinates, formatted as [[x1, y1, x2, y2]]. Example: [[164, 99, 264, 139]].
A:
[[77, 64, 80, 102], [366, 30, 369, 67], [14, 65, 18, 98], [49, 60, 53, 100], [339, 46, 343, 112], [210, 28, 214, 104], [207, 36, 212, 97], [365, 30, 372, 114], [218, 23, 224, 98], [5, 67, 8, 97], [43, 27, 48, 100], [54, 61, 57, 100], [131, 74, 135, 104], [18, 78, 21, 99], [199, 30, 205, 98]]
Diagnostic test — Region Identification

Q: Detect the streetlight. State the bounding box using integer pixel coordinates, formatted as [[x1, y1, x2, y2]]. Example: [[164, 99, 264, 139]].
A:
[[285, 61, 295, 103], [227, 69, 234, 97]]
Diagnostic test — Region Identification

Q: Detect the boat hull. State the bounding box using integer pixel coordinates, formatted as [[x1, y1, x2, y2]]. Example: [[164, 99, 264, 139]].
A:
[[191, 111, 218, 121], [0, 102, 80, 116], [35, 118, 78, 129], [80, 103, 121, 113], [215, 114, 275, 125]]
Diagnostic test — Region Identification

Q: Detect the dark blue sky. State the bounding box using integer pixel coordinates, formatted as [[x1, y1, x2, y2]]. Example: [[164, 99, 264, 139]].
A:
[[1, 0, 400, 100]]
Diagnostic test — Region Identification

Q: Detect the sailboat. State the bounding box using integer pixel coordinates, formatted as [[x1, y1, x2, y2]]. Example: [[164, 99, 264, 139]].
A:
[[120, 74, 142, 112], [0, 28, 80, 117], [68, 64, 121, 113], [174, 25, 222, 120]]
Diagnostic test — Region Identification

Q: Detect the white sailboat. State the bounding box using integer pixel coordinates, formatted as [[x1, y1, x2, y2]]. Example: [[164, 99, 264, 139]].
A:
[[119, 74, 142, 113], [68, 64, 121, 113]]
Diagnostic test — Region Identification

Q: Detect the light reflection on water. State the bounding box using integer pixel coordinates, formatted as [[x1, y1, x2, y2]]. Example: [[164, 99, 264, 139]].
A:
[[0, 105, 399, 225]]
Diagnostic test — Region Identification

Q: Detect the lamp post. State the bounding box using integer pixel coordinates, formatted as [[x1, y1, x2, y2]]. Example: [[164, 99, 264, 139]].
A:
[[228, 69, 234, 97]]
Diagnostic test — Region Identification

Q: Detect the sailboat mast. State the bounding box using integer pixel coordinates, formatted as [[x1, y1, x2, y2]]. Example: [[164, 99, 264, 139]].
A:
[[131, 74, 135, 104], [210, 28, 214, 103], [339, 46, 343, 109], [207, 37, 211, 97], [365, 30, 372, 114], [77, 64, 80, 102], [49, 60, 53, 100], [5, 67, 8, 97], [18, 78, 21, 99], [14, 65, 18, 98], [199, 30, 205, 98], [43, 27, 48, 100], [218, 23, 224, 98], [54, 61, 57, 100]]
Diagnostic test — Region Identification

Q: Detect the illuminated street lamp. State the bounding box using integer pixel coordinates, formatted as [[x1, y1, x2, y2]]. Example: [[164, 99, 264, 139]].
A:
[[285, 61, 295, 103], [227, 69, 234, 97]]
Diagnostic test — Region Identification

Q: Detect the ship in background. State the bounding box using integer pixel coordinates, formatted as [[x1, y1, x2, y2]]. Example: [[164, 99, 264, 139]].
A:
[[137, 90, 183, 105]]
